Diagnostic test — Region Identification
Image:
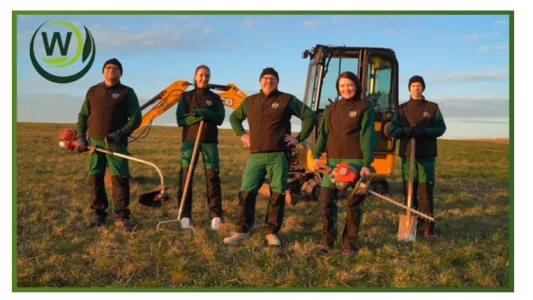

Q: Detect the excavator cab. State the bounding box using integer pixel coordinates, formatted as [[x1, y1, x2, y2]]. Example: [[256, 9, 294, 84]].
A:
[[289, 45, 399, 198]]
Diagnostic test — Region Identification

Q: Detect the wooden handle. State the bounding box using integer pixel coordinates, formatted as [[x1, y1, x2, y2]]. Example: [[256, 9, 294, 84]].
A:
[[177, 120, 205, 220]]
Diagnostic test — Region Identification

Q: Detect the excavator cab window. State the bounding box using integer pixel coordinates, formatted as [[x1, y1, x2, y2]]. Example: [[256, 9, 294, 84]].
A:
[[318, 54, 360, 110], [366, 55, 394, 114]]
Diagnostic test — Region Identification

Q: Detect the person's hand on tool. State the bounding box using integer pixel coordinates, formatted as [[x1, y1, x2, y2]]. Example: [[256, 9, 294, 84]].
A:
[[240, 133, 251, 148], [105, 131, 123, 148], [313, 159, 324, 171], [360, 166, 371, 177], [403, 127, 413, 137], [284, 134, 299, 148], [411, 127, 425, 138], [193, 109, 207, 117], [193, 109, 213, 119], [75, 137, 89, 153]]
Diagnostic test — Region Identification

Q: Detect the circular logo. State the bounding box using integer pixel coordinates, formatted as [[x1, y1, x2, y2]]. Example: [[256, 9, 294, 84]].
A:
[[271, 102, 279, 108], [29, 20, 96, 84], [340, 167, 348, 175], [423, 111, 430, 118], [349, 111, 357, 117], [206, 100, 213, 106], [112, 93, 120, 99]]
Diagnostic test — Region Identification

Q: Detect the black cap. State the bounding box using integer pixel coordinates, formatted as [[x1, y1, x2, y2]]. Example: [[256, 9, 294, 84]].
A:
[[408, 75, 425, 91], [260, 67, 279, 81], [103, 58, 123, 74]]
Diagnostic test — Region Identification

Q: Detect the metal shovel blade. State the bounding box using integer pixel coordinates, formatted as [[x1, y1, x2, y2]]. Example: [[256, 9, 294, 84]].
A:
[[398, 215, 417, 242]]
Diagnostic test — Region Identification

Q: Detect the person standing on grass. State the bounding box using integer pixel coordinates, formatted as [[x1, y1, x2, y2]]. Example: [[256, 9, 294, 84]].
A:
[[312, 71, 377, 257], [76, 58, 142, 232], [175, 65, 225, 231], [389, 75, 447, 239], [223, 67, 317, 247]]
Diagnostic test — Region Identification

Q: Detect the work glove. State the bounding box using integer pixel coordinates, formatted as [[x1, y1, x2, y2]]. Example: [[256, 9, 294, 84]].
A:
[[193, 109, 214, 120], [184, 115, 202, 126], [105, 131, 124, 149], [403, 127, 413, 137], [75, 137, 88, 153], [411, 127, 425, 138]]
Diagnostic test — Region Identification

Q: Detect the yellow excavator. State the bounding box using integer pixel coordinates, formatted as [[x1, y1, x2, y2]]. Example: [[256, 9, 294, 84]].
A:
[[131, 44, 400, 203]]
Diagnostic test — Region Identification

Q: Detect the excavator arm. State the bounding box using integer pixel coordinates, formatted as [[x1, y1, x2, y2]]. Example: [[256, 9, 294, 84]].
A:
[[132, 81, 248, 137]]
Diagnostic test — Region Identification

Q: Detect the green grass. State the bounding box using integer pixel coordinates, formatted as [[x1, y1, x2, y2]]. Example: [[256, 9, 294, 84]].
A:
[[15, 122, 510, 289]]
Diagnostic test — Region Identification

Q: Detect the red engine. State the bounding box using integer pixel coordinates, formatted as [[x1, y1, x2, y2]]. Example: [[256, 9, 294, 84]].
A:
[[57, 128, 78, 151], [330, 162, 359, 190]]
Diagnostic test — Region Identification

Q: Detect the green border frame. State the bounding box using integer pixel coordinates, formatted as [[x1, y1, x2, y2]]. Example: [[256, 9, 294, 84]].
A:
[[12, 10, 514, 292]]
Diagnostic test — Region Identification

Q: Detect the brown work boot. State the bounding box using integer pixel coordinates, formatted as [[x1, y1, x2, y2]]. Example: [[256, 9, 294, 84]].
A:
[[87, 215, 106, 228], [343, 249, 358, 258], [116, 218, 134, 232], [317, 244, 332, 255]]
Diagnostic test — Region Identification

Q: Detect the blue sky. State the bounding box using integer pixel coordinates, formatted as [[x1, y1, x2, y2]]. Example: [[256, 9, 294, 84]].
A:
[[16, 14, 510, 139]]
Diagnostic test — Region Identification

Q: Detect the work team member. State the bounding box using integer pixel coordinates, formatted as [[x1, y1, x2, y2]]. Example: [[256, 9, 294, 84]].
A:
[[390, 75, 447, 238], [76, 58, 142, 232], [175, 65, 225, 231], [224, 67, 317, 246], [313, 71, 378, 257]]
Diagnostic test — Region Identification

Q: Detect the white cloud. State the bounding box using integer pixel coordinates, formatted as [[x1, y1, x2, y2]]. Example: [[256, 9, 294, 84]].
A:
[[302, 20, 325, 29], [85, 22, 219, 53], [434, 97, 509, 119], [463, 32, 500, 41], [331, 15, 350, 23], [242, 18, 255, 30], [433, 68, 509, 83], [479, 45, 509, 52], [432, 96, 509, 102]]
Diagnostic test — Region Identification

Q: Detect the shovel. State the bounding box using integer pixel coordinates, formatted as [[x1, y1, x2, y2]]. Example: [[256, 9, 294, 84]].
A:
[[157, 120, 205, 230], [398, 137, 418, 242], [87, 145, 169, 207]]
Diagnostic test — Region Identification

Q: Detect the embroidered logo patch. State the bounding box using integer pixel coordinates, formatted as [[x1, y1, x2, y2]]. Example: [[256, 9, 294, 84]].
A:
[[206, 100, 212, 106], [272, 102, 279, 108], [423, 111, 430, 117], [112, 93, 120, 99], [349, 111, 357, 117]]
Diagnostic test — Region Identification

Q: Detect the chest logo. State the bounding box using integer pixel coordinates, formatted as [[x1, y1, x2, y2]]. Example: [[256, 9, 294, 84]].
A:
[[349, 111, 357, 117], [423, 111, 430, 118], [112, 93, 120, 99], [206, 100, 212, 106], [272, 102, 279, 109]]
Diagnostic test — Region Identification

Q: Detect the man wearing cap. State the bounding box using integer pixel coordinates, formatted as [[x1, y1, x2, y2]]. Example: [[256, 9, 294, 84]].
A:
[[224, 67, 317, 246], [390, 75, 447, 238], [75, 58, 142, 232]]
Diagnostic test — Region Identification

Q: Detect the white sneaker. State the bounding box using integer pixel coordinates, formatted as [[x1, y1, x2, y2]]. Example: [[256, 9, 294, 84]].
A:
[[265, 234, 281, 246], [223, 232, 250, 244], [180, 217, 190, 229], [211, 217, 221, 231]]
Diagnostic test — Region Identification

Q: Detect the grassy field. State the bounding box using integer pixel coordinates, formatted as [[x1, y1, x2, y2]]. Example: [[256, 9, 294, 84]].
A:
[[15, 122, 511, 289]]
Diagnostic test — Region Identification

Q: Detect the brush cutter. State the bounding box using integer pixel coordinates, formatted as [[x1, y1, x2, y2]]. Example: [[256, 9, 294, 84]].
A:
[[317, 162, 434, 223], [57, 128, 169, 207], [156, 119, 205, 231]]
